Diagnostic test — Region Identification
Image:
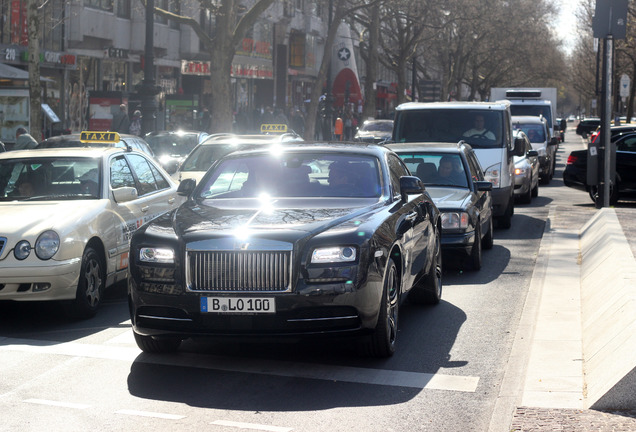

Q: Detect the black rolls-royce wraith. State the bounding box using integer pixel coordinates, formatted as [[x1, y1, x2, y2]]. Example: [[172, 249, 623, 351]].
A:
[[128, 143, 442, 357]]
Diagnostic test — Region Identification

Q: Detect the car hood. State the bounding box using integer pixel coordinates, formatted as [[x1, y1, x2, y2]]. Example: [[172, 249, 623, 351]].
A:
[[424, 187, 471, 209], [355, 131, 391, 139], [152, 198, 383, 244], [0, 200, 106, 240]]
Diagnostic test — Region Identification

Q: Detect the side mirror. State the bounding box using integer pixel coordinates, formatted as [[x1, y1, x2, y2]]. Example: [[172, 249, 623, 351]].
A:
[[527, 150, 539, 157], [549, 137, 559, 146], [112, 186, 138, 203], [474, 181, 492, 192], [177, 178, 196, 196], [399, 175, 424, 201], [513, 137, 526, 157]]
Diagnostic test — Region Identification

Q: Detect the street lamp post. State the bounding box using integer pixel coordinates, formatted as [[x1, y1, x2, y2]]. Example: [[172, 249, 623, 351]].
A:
[[139, 0, 160, 135]]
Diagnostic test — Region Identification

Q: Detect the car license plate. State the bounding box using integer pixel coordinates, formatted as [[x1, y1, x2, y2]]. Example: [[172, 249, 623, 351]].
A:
[[201, 297, 275, 314]]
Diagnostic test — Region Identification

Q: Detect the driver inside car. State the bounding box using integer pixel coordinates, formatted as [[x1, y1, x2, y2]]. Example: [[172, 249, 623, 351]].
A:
[[463, 114, 496, 140]]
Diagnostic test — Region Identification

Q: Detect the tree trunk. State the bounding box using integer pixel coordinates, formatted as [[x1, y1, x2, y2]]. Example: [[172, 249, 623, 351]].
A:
[[362, 4, 380, 121], [627, 60, 636, 123], [27, 0, 42, 140], [208, 43, 235, 133]]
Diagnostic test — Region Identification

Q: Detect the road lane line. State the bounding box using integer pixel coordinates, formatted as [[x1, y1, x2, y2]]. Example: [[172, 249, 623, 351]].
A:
[[115, 409, 185, 420], [1, 337, 479, 392], [211, 420, 292, 432], [24, 398, 90, 409]]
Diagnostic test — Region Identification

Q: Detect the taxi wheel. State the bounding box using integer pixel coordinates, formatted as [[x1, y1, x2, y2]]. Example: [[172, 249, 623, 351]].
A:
[[65, 246, 104, 319]]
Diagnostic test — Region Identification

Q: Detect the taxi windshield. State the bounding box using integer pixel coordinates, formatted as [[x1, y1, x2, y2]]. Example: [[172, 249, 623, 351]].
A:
[[0, 157, 101, 201]]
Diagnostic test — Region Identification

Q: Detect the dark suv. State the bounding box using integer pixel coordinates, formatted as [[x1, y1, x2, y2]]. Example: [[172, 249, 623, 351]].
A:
[[575, 118, 601, 138]]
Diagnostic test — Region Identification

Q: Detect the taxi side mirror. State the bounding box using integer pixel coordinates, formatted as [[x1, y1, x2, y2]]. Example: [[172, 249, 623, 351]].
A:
[[112, 186, 138, 203]]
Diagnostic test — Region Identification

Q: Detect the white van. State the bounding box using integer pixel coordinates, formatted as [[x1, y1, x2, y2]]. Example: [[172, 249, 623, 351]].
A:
[[391, 101, 523, 228]]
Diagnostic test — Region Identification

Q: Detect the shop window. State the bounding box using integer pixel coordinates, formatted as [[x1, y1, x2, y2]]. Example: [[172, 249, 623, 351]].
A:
[[84, 0, 113, 12], [116, 0, 130, 18], [289, 31, 305, 68], [283, 0, 294, 17]]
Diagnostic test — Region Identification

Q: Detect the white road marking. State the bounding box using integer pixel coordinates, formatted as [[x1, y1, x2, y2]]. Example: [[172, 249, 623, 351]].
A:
[[1, 337, 479, 392], [211, 420, 292, 432], [115, 409, 185, 420], [24, 398, 90, 409]]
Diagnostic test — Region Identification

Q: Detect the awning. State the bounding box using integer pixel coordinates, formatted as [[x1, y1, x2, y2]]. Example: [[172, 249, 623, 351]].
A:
[[0, 62, 54, 82]]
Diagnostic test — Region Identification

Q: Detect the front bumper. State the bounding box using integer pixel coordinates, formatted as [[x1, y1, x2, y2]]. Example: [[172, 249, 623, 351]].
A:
[[0, 258, 81, 301], [441, 230, 475, 256]]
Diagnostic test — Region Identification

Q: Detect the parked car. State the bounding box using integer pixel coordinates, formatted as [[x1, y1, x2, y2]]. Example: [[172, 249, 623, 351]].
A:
[[172, 132, 303, 184], [143, 130, 209, 174], [575, 118, 601, 138], [512, 130, 539, 204], [128, 143, 443, 357], [512, 115, 557, 184], [563, 132, 636, 205], [37, 132, 156, 158], [0, 146, 181, 318], [589, 124, 636, 145], [387, 141, 493, 270], [353, 119, 394, 143]]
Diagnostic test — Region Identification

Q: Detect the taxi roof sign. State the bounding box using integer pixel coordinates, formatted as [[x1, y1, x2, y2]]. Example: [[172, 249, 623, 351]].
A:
[[80, 131, 120, 143], [260, 124, 288, 133]]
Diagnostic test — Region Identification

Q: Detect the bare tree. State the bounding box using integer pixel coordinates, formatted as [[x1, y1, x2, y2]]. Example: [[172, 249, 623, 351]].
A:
[[27, 0, 42, 140]]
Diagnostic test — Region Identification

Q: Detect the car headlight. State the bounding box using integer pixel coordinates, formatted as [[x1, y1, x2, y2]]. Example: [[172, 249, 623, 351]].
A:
[[139, 247, 175, 264], [14, 240, 31, 260], [311, 246, 357, 263], [441, 212, 469, 229], [35, 231, 60, 260], [515, 167, 527, 176], [484, 163, 501, 188]]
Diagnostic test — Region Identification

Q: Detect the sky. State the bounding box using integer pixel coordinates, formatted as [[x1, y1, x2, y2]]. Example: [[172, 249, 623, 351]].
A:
[[553, 0, 583, 54]]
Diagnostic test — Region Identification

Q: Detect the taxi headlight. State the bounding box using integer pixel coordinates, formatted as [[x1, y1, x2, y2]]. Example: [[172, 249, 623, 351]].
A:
[[139, 247, 175, 264], [311, 246, 357, 263], [14, 240, 31, 260], [35, 231, 60, 260]]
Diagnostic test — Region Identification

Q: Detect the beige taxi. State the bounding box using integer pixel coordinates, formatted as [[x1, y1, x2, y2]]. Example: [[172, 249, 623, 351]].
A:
[[0, 132, 181, 318]]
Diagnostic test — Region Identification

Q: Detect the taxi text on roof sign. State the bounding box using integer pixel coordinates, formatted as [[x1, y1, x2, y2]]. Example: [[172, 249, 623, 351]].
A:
[[80, 131, 120, 143], [260, 124, 288, 133]]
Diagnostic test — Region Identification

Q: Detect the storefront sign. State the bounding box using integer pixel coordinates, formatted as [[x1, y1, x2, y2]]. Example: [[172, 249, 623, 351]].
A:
[[181, 60, 210, 76], [19, 50, 77, 66], [108, 47, 129, 59], [236, 38, 272, 59], [181, 60, 273, 79]]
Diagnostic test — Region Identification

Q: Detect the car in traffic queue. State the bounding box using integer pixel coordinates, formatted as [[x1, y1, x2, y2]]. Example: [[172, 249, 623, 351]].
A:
[[386, 141, 493, 271], [564, 132, 636, 205], [353, 119, 394, 143], [0, 133, 182, 318], [143, 130, 209, 174], [128, 143, 443, 357], [512, 115, 557, 184], [171, 128, 304, 184], [37, 132, 156, 158], [512, 130, 540, 204], [575, 118, 601, 138]]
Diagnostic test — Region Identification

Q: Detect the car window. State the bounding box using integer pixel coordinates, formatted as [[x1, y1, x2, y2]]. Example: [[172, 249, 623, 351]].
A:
[[0, 157, 101, 201], [467, 152, 484, 182], [198, 152, 382, 199], [127, 154, 160, 196], [514, 123, 546, 143], [387, 154, 408, 196], [398, 152, 468, 188], [148, 161, 171, 190], [110, 156, 137, 189], [617, 136, 636, 152], [180, 144, 235, 172]]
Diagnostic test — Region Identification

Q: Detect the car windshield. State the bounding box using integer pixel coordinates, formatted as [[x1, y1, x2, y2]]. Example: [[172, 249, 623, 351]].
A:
[[144, 134, 199, 157], [398, 152, 468, 188], [198, 152, 382, 199], [394, 109, 504, 148], [509, 105, 552, 126], [514, 124, 546, 143], [361, 122, 393, 132], [0, 157, 101, 201], [179, 144, 242, 172]]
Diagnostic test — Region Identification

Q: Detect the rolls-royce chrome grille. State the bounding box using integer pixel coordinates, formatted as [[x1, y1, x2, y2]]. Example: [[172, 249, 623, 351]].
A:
[[187, 251, 292, 292]]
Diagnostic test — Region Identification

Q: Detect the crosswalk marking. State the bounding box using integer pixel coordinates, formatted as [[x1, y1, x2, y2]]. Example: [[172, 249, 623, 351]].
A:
[[115, 409, 185, 420], [211, 420, 292, 432], [24, 398, 90, 409], [1, 336, 479, 392]]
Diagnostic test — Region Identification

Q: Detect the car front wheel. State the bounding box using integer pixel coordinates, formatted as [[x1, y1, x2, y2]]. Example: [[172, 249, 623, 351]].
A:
[[64, 246, 104, 319], [134, 331, 182, 353]]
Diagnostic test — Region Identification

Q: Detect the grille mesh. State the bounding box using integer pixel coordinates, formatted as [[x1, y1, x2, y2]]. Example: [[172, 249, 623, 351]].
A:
[[188, 251, 291, 292]]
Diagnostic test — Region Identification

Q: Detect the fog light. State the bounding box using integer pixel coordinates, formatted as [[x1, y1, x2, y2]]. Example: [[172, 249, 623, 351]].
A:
[[32, 283, 51, 292]]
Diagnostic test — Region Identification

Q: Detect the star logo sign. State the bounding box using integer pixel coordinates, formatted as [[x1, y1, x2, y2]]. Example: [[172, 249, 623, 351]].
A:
[[338, 47, 351, 61]]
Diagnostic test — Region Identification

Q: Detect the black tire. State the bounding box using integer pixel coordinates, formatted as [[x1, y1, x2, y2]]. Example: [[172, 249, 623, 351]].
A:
[[589, 182, 619, 207], [482, 216, 494, 250], [359, 259, 399, 358], [409, 228, 442, 305], [520, 182, 532, 204], [531, 181, 539, 198], [134, 331, 182, 353], [468, 224, 482, 271], [497, 198, 513, 229], [64, 246, 104, 319]]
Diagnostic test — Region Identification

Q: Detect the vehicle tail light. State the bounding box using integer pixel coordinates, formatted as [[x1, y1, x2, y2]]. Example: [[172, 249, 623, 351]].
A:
[[566, 154, 578, 165]]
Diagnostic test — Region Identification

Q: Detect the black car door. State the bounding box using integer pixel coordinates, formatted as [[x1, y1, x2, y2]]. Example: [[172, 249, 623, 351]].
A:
[[615, 135, 636, 192]]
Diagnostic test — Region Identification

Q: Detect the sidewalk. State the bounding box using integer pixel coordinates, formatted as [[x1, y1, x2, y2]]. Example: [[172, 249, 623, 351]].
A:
[[490, 204, 636, 431]]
